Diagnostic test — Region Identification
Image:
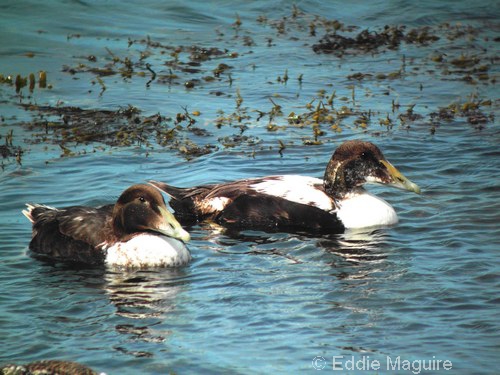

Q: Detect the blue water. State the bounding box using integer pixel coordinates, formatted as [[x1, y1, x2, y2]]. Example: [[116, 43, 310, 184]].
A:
[[1, 0, 499, 374]]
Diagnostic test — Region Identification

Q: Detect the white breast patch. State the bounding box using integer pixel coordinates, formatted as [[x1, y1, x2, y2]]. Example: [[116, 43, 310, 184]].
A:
[[336, 191, 398, 229], [104, 234, 191, 268]]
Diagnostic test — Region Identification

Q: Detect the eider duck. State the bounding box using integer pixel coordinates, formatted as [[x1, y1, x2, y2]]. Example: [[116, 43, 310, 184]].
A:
[[150, 140, 421, 234], [23, 184, 191, 268]]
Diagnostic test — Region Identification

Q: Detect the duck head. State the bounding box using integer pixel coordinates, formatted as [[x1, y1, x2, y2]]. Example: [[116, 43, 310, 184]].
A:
[[323, 140, 421, 200], [112, 184, 190, 242]]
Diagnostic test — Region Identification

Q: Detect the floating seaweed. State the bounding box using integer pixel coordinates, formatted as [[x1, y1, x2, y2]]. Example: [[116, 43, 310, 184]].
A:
[[218, 134, 261, 148], [1, 4, 497, 169], [0, 130, 23, 168], [0, 71, 49, 93], [313, 26, 406, 55], [18, 104, 174, 152], [429, 97, 494, 131]]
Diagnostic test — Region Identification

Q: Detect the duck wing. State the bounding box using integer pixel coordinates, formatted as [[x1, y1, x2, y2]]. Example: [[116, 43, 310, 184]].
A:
[[23, 204, 113, 265], [216, 193, 344, 233], [150, 180, 250, 222], [150, 178, 275, 221], [151, 177, 343, 233]]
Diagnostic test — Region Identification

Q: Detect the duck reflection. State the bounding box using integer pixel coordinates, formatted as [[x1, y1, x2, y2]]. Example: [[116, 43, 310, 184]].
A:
[[194, 221, 390, 266], [193, 222, 304, 263], [31, 262, 190, 358], [104, 268, 187, 320], [102, 268, 189, 354], [318, 228, 390, 264]]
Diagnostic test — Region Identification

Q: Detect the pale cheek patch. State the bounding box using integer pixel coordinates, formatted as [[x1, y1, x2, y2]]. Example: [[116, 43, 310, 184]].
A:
[[365, 175, 386, 184]]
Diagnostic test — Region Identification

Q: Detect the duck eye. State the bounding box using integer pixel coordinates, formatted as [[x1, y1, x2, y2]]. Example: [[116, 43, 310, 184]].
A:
[[360, 151, 373, 160]]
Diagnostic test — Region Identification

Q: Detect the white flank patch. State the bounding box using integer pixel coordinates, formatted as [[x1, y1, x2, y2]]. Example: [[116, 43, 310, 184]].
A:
[[104, 234, 191, 268], [250, 175, 334, 211], [336, 191, 398, 229], [203, 196, 231, 213]]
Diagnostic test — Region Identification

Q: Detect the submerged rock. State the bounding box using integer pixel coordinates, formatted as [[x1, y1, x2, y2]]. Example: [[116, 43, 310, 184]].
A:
[[0, 360, 103, 375]]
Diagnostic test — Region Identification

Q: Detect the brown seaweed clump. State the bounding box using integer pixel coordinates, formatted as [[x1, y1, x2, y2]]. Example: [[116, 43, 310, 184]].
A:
[[1, 130, 23, 167], [14, 103, 222, 161], [0, 71, 49, 93], [312, 25, 439, 55], [430, 99, 494, 130], [313, 26, 405, 55], [19, 104, 169, 148]]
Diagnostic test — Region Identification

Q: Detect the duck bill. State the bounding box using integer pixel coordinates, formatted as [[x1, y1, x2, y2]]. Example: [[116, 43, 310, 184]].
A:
[[155, 206, 191, 242], [379, 160, 421, 194]]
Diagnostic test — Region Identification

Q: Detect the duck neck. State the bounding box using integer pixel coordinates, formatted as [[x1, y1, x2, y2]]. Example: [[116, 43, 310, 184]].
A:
[[102, 222, 118, 244], [323, 160, 357, 201], [111, 212, 141, 243]]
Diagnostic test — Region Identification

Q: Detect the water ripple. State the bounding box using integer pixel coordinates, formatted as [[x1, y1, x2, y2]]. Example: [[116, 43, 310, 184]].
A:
[[1, 0, 499, 374]]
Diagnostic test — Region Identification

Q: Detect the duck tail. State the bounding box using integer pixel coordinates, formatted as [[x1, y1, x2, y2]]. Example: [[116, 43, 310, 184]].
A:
[[22, 203, 36, 223], [149, 180, 208, 223], [22, 203, 57, 223], [148, 180, 187, 201]]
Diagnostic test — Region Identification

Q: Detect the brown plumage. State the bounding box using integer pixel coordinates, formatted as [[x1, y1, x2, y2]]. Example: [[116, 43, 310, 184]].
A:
[[23, 184, 190, 266]]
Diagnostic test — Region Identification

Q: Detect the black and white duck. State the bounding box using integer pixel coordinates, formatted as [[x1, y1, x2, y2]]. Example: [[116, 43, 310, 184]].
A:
[[150, 140, 420, 234]]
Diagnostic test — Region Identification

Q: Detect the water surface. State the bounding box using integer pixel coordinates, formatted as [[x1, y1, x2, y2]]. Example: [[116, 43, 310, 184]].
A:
[[1, 0, 499, 374]]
